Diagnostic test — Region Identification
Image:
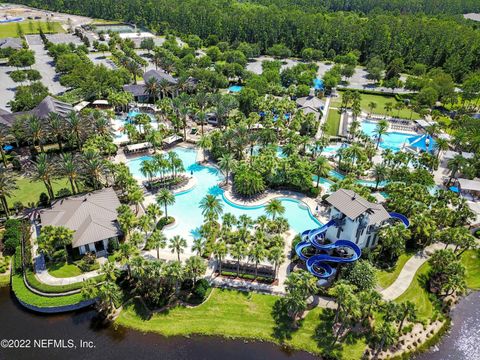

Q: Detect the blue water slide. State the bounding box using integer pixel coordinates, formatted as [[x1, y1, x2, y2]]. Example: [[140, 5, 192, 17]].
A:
[[295, 221, 362, 279], [388, 212, 410, 228]]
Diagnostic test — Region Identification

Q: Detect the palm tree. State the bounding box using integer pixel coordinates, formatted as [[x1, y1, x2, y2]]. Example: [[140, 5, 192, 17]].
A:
[[191, 238, 205, 257], [59, 153, 79, 194], [218, 153, 236, 186], [118, 242, 139, 278], [196, 111, 207, 136], [212, 240, 228, 274], [394, 102, 405, 118], [144, 77, 159, 103], [384, 102, 393, 117], [0, 168, 18, 217], [156, 188, 175, 218], [32, 153, 55, 200], [313, 156, 332, 188], [81, 148, 105, 190], [371, 163, 387, 190], [199, 194, 224, 222], [368, 101, 377, 115], [265, 199, 285, 220], [25, 114, 46, 152], [249, 242, 267, 278], [0, 127, 14, 167], [198, 135, 212, 163], [169, 235, 187, 261], [125, 60, 142, 84], [434, 137, 449, 160], [396, 301, 417, 332], [149, 229, 167, 259], [447, 154, 466, 185], [230, 241, 247, 277], [145, 203, 163, 221], [185, 256, 207, 285], [158, 78, 172, 99], [46, 112, 65, 151], [268, 245, 284, 278], [374, 120, 389, 150]]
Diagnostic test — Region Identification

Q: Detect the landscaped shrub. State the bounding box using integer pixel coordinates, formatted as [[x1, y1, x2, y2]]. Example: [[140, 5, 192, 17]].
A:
[[76, 252, 100, 272], [55, 188, 72, 198], [2, 219, 22, 255], [157, 216, 175, 229], [38, 192, 50, 207], [192, 279, 210, 299]]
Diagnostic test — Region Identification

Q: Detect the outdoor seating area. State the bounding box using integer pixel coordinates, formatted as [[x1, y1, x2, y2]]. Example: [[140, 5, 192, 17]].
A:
[[125, 142, 153, 154]]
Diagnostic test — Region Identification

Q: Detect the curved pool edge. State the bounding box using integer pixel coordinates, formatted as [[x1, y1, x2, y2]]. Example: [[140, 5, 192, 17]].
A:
[[221, 189, 323, 227]]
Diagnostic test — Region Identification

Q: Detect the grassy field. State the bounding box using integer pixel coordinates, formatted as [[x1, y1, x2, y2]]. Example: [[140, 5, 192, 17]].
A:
[[8, 177, 71, 208], [395, 262, 440, 322], [324, 110, 341, 136], [11, 274, 86, 307], [462, 249, 480, 290], [0, 21, 64, 38], [0, 274, 10, 287], [376, 253, 414, 289], [331, 92, 421, 120], [47, 263, 83, 278], [25, 270, 104, 293], [117, 288, 367, 359]]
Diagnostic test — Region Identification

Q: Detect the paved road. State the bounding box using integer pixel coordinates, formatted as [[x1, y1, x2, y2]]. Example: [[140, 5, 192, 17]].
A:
[[0, 65, 18, 110], [25, 35, 67, 96]]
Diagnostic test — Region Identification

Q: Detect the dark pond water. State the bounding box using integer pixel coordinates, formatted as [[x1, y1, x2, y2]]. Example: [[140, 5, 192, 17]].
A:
[[0, 287, 317, 360], [1, 286, 477, 360], [416, 291, 480, 360]]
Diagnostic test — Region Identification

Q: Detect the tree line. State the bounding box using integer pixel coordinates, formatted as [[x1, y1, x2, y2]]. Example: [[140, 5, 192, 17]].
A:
[[11, 0, 480, 81]]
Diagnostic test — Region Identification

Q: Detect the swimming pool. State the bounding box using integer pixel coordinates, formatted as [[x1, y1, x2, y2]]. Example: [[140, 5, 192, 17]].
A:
[[111, 112, 158, 142], [313, 78, 324, 90], [228, 85, 243, 93], [126, 147, 323, 247], [361, 121, 413, 152]]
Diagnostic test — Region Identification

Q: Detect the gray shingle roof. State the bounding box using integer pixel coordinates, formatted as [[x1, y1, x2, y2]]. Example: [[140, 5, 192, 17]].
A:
[[143, 69, 178, 85], [123, 84, 147, 97], [296, 95, 325, 110], [39, 188, 122, 248], [326, 189, 390, 225], [32, 96, 73, 118]]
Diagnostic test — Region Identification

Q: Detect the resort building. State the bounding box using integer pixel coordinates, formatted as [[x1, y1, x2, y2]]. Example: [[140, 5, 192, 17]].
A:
[[296, 90, 325, 120], [0, 95, 73, 127], [325, 189, 390, 249], [39, 188, 122, 257]]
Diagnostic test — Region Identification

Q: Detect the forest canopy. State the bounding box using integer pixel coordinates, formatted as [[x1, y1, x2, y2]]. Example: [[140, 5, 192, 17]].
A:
[[11, 0, 480, 81]]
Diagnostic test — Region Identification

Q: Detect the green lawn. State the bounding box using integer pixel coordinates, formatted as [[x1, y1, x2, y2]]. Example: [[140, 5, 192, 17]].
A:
[[395, 262, 440, 322], [8, 177, 71, 208], [11, 274, 86, 307], [47, 263, 83, 278], [332, 91, 421, 120], [376, 253, 414, 289], [0, 274, 10, 287], [0, 21, 64, 38], [117, 288, 366, 358], [25, 270, 104, 293], [461, 249, 480, 290], [324, 110, 341, 136]]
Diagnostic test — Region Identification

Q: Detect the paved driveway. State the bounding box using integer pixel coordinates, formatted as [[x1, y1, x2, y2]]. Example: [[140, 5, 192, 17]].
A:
[[25, 35, 66, 95]]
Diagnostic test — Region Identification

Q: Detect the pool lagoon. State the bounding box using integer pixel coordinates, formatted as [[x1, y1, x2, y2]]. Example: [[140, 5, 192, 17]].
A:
[[228, 85, 243, 93], [361, 120, 413, 152], [126, 147, 323, 248], [111, 112, 158, 142]]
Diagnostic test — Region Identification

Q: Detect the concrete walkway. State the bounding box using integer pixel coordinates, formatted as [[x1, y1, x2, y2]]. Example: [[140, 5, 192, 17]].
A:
[[380, 243, 444, 300]]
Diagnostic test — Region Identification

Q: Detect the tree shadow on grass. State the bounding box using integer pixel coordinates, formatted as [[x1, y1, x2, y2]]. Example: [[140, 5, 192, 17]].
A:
[[271, 298, 304, 343]]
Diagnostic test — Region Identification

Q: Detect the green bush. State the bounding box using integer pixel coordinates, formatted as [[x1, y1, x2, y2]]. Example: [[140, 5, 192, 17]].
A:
[[157, 216, 175, 229], [2, 219, 22, 255], [192, 279, 211, 300]]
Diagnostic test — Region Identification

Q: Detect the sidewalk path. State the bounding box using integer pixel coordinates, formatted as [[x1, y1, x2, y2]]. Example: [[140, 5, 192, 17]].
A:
[[380, 243, 443, 300]]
